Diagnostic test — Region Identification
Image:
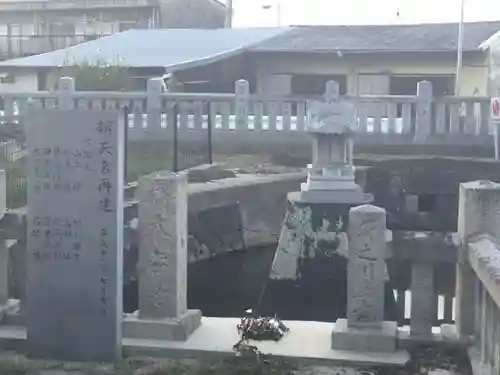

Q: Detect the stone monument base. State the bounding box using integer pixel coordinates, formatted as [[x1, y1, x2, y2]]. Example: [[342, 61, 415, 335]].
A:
[[123, 309, 202, 341], [331, 319, 398, 353]]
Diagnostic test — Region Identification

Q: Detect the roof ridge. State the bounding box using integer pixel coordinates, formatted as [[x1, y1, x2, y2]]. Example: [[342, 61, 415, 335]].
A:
[[290, 20, 500, 28]]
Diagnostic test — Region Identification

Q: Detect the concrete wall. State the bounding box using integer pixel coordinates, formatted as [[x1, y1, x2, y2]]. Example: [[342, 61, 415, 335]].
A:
[[252, 52, 489, 96]]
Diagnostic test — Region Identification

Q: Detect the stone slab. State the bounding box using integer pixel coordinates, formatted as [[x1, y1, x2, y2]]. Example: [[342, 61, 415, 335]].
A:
[[123, 309, 202, 341], [0, 318, 410, 367], [331, 319, 397, 353], [25, 109, 124, 362]]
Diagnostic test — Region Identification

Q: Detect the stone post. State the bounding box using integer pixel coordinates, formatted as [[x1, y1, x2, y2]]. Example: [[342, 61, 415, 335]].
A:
[[146, 77, 164, 131], [58, 77, 75, 110], [123, 171, 201, 341], [235, 79, 249, 130], [456, 180, 500, 338], [331, 204, 397, 353], [414, 81, 433, 142]]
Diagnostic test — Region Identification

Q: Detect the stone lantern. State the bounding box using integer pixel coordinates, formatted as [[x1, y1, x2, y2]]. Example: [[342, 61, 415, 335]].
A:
[[300, 83, 371, 203]]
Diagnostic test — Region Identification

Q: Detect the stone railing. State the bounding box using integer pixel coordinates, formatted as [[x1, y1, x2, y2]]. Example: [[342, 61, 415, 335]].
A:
[[388, 230, 459, 331], [0, 77, 494, 151], [455, 180, 500, 374]]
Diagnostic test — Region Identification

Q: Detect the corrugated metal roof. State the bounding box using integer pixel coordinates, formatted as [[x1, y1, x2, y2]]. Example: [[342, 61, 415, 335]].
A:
[[250, 21, 500, 53], [0, 27, 291, 69]]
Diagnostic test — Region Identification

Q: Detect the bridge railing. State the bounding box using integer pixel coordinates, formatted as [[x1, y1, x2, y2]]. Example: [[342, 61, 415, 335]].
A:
[[0, 77, 494, 149], [387, 231, 459, 332], [455, 180, 500, 373]]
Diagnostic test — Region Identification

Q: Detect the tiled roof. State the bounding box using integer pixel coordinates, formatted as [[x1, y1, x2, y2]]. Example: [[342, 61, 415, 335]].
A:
[[250, 21, 500, 53]]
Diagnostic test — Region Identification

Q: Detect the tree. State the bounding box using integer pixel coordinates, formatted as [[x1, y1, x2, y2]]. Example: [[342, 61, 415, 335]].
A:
[[47, 59, 132, 91]]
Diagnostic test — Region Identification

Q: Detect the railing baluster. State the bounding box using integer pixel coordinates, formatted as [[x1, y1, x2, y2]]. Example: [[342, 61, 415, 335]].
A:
[[493, 301, 500, 373], [193, 101, 203, 130], [486, 291, 495, 368], [396, 288, 407, 324], [402, 103, 412, 134], [235, 79, 249, 131], [479, 101, 491, 135], [220, 102, 230, 130], [475, 277, 482, 348], [296, 101, 306, 131], [372, 100, 382, 134], [253, 101, 264, 130], [91, 99, 103, 111], [449, 102, 460, 133], [105, 99, 116, 111], [164, 100, 175, 134], [282, 102, 292, 131], [410, 262, 434, 338], [443, 294, 453, 323], [267, 101, 277, 131], [358, 102, 368, 133], [179, 101, 189, 130], [435, 101, 447, 134], [481, 285, 487, 363], [132, 100, 143, 129], [77, 98, 88, 110], [464, 101, 477, 134], [387, 102, 397, 133]]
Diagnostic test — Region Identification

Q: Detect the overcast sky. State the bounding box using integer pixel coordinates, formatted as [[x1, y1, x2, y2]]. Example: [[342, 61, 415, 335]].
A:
[[231, 0, 500, 27]]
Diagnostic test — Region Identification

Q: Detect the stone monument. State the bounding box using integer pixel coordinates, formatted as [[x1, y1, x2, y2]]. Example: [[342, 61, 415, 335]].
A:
[[259, 81, 397, 323], [331, 205, 397, 353], [123, 171, 202, 341], [26, 108, 124, 361]]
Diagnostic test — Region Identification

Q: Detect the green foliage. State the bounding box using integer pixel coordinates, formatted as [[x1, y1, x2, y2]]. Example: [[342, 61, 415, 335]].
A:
[[48, 58, 132, 91]]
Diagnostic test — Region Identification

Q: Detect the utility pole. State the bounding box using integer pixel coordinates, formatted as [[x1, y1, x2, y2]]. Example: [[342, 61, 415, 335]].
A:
[[455, 0, 465, 96], [225, 0, 233, 28]]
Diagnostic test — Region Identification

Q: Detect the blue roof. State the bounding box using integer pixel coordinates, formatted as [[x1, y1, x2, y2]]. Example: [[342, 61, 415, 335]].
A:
[[0, 27, 292, 70]]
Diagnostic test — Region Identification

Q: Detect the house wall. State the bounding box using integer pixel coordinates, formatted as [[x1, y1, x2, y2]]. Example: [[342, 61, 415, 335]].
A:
[[251, 52, 489, 96]]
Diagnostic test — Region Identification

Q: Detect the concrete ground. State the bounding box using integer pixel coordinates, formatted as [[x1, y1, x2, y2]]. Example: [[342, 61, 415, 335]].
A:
[[124, 318, 409, 366], [0, 318, 409, 367]]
